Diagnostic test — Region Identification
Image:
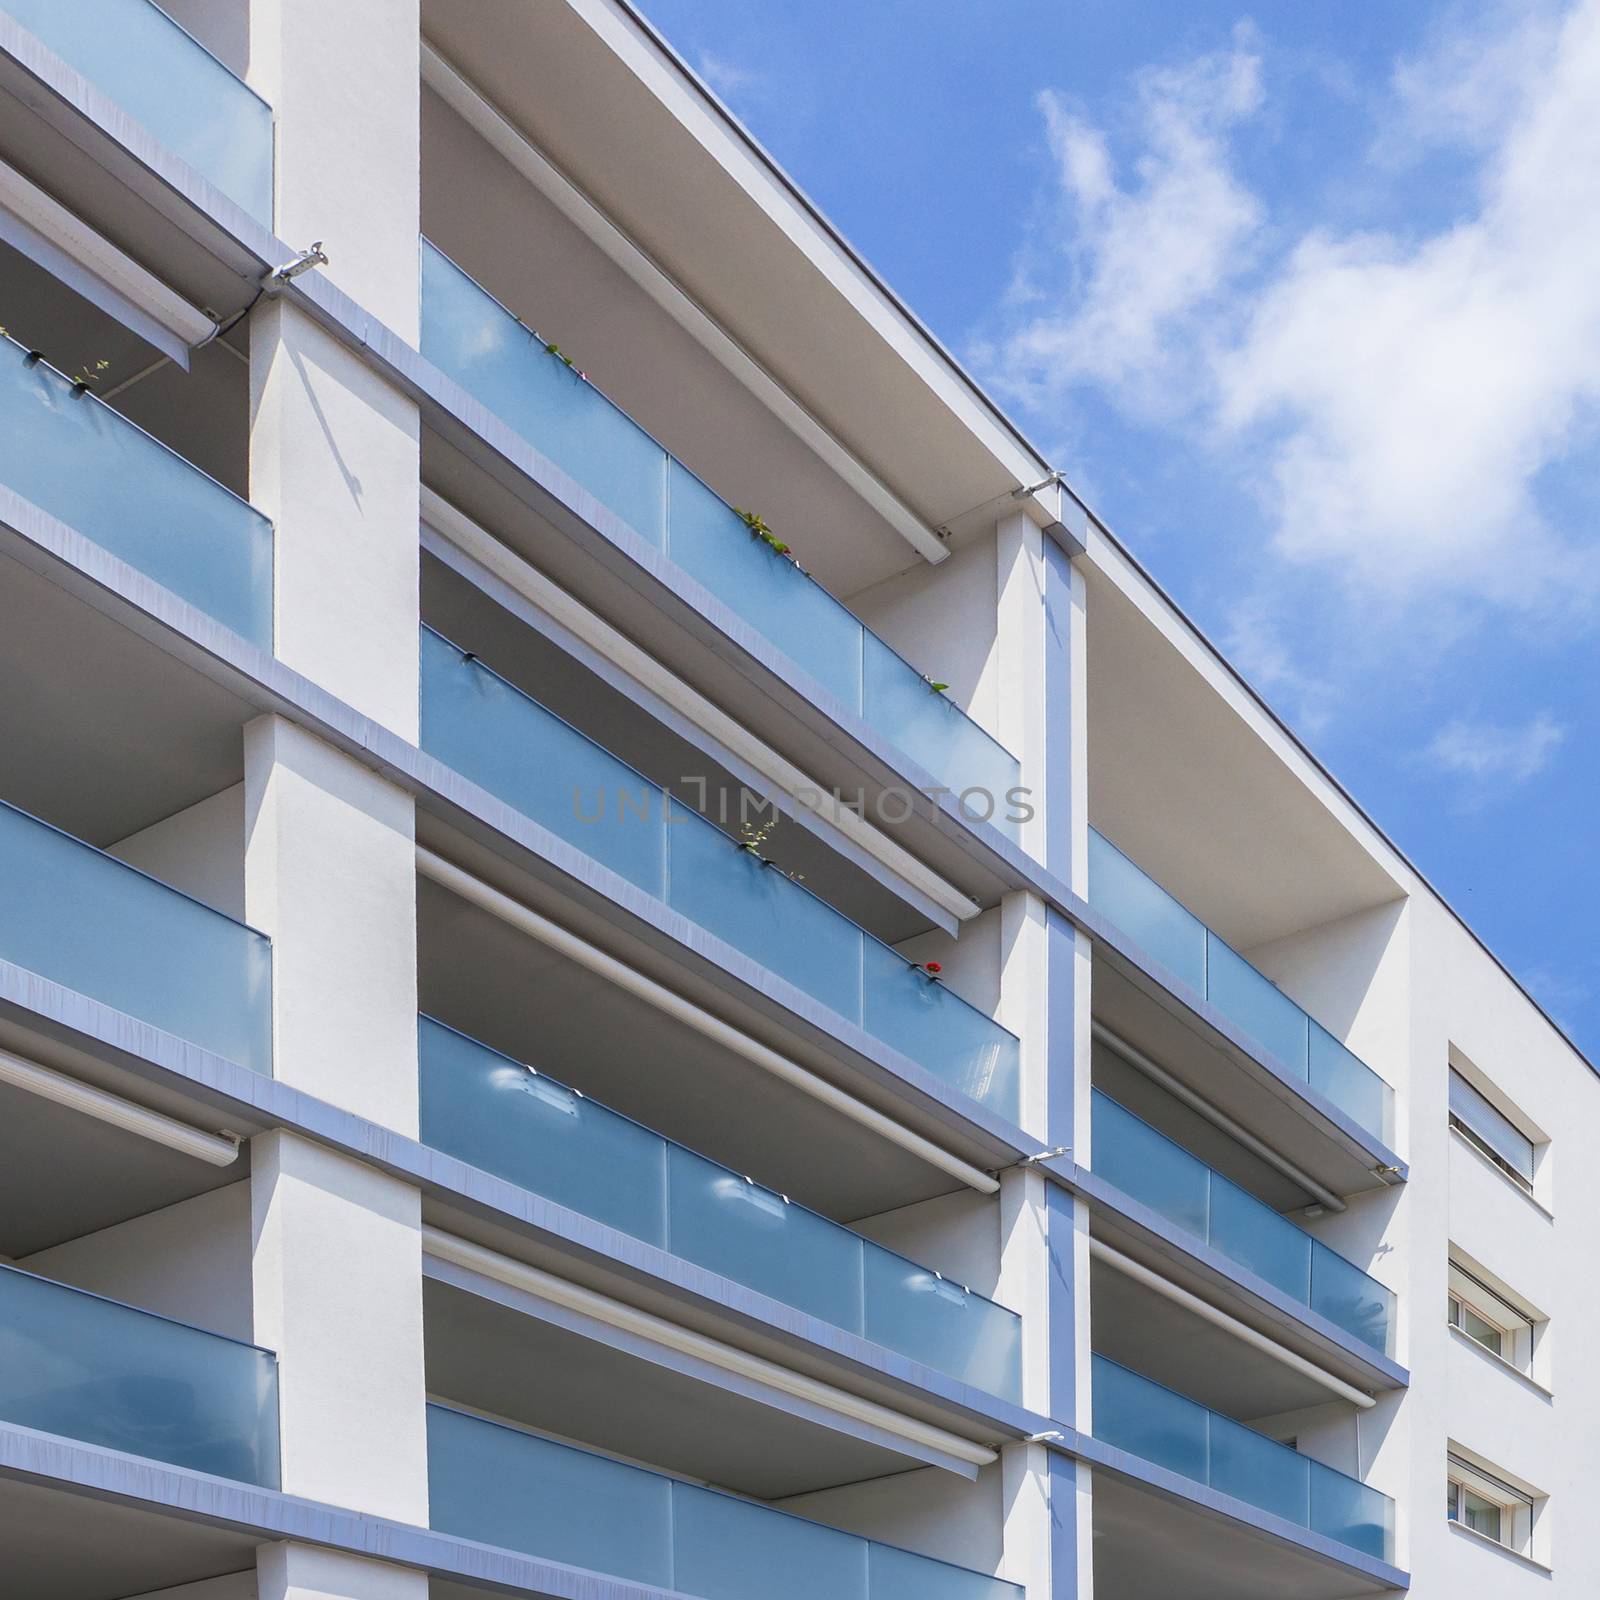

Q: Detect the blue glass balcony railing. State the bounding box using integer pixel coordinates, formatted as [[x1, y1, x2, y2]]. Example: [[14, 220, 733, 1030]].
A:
[[0, 1261, 279, 1485], [1092, 1357, 1393, 1563], [0, 334, 274, 647], [1, 0, 273, 224], [1087, 830, 1394, 1144], [422, 1018, 1022, 1399], [419, 627, 1020, 1119], [419, 240, 1022, 836], [0, 796, 272, 1071], [1092, 1092, 1394, 1356], [429, 1404, 1021, 1600]]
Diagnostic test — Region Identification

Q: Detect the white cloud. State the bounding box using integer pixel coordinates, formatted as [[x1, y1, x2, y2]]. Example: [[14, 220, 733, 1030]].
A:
[[1426, 710, 1565, 785], [991, 28, 1264, 414], [987, 0, 1600, 609], [1219, 0, 1600, 600], [697, 50, 762, 104]]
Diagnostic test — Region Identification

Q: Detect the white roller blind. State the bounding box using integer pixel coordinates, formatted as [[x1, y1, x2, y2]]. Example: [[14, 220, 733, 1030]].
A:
[[1449, 1069, 1534, 1181]]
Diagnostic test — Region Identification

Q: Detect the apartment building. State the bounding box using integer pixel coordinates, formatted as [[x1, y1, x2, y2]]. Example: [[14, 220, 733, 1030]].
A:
[[0, 2, 1584, 1597]]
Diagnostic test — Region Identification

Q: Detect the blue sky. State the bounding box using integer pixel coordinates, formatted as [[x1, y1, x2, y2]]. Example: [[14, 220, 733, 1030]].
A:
[[635, 0, 1600, 1056]]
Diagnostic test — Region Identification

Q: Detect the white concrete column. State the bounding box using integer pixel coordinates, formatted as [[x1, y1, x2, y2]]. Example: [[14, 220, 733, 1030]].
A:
[[997, 893, 1064, 1599], [249, 303, 420, 739], [248, 0, 420, 740], [251, 1132, 427, 1521], [243, 718, 427, 1521], [243, 715, 418, 1132], [995, 503, 1090, 1596], [241, 2, 427, 1562], [1064, 552, 1095, 1600], [995, 510, 1049, 862], [248, 0, 420, 340], [256, 1544, 427, 1600]]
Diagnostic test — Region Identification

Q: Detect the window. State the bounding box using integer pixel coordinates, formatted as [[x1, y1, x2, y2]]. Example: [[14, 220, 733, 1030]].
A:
[[1447, 1455, 1535, 1555], [1447, 1261, 1536, 1372], [1449, 1068, 1535, 1191], [1449, 1481, 1502, 1540]]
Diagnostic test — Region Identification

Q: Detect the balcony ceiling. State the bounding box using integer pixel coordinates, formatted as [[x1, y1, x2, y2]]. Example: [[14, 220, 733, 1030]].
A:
[[425, 1274, 963, 1500], [420, 0, 1046, 587], [1091, 1257, 1339, 1422], [417, 875, 967, 1223], [0, 1475, 258, 1600], [0, 542, 251, 847], [1084, 562, 1403, 952], [1094, 1473, 1394, 1600]]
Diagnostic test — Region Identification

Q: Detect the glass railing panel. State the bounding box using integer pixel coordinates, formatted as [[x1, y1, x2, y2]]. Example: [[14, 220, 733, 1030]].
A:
[[420, 241, 667, 545], [861, 633, 1021, 838], [674, 1479, 869, 1600], [868, 1544, 1015, 1600], [862, 1244, 1022, 1401], [419, 242, 1020, 812], [666, 1144, 865, 1333], [1092, 1357, 1394, 1562], [0, 1262, 279, 1485], [0, 797, 271, 1070], [1091, 1092, 1210, 1239], [418, 1017, 668, 1244], [1205, 933, 1310, 1077], [665, 804, 865, 1021], [1207, 1177, 1312, 1304], [1092, 1353, 1209, 1479], [1086, 830, 1206, 993], [665, 460, 864, 712], [427, 1404, 673, 1587], [1311, 1022, 1394, 1146], [0, 335, 273, 647], [418, 1020, 1022, 1396], [1091, 1093, 1393, 1356], [420, 631, 1020, 1120], [1209, 1408, 1310, 1526], [1086, 831, 1394, 1145], [1310, 1456, 1393, 1562], [420, 626, 666, 892], [1310, 1245, 1395, 1358], [1, 0, 272, 224], [860, 939, 1019, 1114], [428, 1406, 1021, 1600]]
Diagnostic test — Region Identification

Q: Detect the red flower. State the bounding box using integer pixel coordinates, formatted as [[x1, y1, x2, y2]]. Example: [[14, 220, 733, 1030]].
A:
[[924, 962, 943, 976]]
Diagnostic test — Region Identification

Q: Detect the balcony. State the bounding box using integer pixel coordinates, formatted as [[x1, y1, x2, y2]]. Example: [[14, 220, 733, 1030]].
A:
[[0, 334, 273, 648], [1092, 1093, 1394, 1357], [419, 240, 1022, 835], [428, 1403, 1020, 1600], [419, 626, 1020, 1119], [0, 796, 271, 1071], [421, 1017, 1021, 1399], [1092, 1356, 1392, 1564], [0, 0, 273, 225], [0, 1261, 279, 1486], [1087, 831, 1393, 1145]]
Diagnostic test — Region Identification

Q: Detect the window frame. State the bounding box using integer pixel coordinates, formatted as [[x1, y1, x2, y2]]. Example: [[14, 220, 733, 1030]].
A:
[[1447, 1262, 1536, 1373], [1448, 1067, 1537, 1192], [1447, 1455, 1536, 1556]]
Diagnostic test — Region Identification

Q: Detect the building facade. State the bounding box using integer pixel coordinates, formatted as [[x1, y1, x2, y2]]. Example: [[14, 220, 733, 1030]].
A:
[[0, 3, 1584, 1597]]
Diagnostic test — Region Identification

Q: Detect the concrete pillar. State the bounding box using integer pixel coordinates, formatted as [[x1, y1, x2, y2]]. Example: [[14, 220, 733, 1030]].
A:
[[256, 1544, 427, 1600], [248, 303, 420, 738], [241, 1, 428, 1578], [995, 505, 1089, 1597], [250, 1131, 426, 1521], [243, 715, 417, 1132], [248, 0, 420, 340], [248, 0, 421, 740]]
